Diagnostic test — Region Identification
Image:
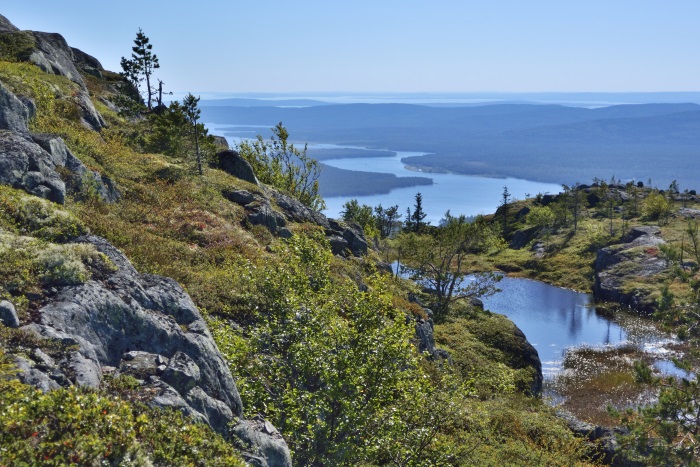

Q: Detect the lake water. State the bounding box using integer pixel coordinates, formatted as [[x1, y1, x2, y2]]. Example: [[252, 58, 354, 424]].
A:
[[205, 122, 562, 224], [480, 276, 672, 379]]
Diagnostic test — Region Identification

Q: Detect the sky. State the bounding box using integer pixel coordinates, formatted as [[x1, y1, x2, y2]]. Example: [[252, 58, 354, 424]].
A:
[[3, 1, 700, 94]]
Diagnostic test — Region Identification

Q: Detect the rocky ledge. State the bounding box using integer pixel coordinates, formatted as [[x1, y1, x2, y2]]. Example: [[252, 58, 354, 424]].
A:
[[594, 226, 668, 311]]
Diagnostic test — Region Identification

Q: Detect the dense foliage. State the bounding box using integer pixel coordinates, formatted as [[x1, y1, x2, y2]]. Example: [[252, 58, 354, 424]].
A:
[[0, 365, 245, 466], [210, 234, 434, 464]]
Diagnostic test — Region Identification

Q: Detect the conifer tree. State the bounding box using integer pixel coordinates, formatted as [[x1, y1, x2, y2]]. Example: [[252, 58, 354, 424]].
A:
[[411, 192, 427, 233], [500, 186, 511, 236], [121, 28, 160, 111], [182, 93, 203, 175]]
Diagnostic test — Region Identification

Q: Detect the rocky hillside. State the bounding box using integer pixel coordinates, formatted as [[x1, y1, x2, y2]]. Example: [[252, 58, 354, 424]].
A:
[[0, 13, 603, 466]]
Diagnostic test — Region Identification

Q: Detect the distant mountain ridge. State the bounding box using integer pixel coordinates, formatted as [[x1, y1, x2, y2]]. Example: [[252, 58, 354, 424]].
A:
[[202, 102, 700, 188]]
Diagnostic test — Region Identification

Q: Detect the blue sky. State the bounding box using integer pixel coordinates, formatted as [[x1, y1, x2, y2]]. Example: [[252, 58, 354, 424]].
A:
[[4, 1, 699, 94]]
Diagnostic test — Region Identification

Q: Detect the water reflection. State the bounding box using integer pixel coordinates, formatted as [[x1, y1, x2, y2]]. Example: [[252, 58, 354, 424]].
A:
[[481, 276, 676, 380], [481, 277, 629, 378]]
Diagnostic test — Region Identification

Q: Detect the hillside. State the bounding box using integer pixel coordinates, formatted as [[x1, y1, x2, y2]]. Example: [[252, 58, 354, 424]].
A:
[[0, 14, 605, 466]]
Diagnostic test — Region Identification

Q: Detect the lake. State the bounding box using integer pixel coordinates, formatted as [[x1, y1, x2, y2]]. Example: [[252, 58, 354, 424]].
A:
[[205, 123, 562, 224]]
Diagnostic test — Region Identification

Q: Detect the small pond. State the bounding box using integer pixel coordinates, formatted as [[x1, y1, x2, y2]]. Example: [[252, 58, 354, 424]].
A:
[[480, 276, 674, 379]]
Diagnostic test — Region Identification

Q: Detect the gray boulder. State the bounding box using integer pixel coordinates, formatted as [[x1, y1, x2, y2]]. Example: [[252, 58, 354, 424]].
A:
[[232, 419, 293, 467], [0, 23, 105, 130], [246, 202, 288, 235], [149, 379, 205, 423], [0, 130, 65, 203], [327, 235, 349, 256], [594, 226, 667, 311], [326, 219, 368, 257], [161, 351, 201, 394], [330, 219, 368, 257], [18, 234, 244, 435], [70, 47, 103, 78], [28, 31, 84, 85], [679, 207, 700, 219], [222, 188, 256, 206], [511, 324, 543, 395], [67, 351, 101, 388], [0, 300, 20, 328], [119, 351, 167, 380], [269, 189, 329, 228], [12, 355, 60, 392], [0, 80, 31, 134], [212, 135, 229, 150], [414, 317, 450, 361], [185, 386, 234, 435], [32, 133, 120, 202], [217, 150, 259, 185]]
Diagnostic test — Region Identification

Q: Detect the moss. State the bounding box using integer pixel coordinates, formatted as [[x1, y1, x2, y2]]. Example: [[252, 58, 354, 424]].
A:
[[0, 186, 88, 242], [0, 31, 36, 62], [0, 229, 114, 299], [436, 316, 537, 396]]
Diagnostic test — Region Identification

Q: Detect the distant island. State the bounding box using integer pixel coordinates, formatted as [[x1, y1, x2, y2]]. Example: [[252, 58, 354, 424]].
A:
[[307, 147, 397, 160], [317, 164, 432, 197]]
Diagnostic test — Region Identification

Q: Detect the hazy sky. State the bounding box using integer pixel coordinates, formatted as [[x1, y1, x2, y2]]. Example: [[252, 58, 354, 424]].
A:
[[4, 1, 699, 94]]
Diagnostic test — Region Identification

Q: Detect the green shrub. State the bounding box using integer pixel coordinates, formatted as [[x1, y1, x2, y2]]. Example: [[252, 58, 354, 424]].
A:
[[643, 191, 671, 223], [211, 234, 438, 465], [0, 32, 37, 62], [0, 372, 245, 466]]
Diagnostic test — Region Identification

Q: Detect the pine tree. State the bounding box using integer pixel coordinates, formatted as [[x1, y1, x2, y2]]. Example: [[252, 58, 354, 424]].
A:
[[411, 192, 427, 233], [500, 186, 511, 236], [121, 29, 160, 111], [182, 93, 203, 175]]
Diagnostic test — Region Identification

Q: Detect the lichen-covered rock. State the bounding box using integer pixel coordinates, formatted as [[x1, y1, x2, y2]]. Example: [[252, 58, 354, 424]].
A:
[[119, 351, 167, 380], [0, 300, 20, 328], [70, 47, 103, 78], [327, 235, 349, 256], [185, 386, 234, 435], [12, 355, 60, 392], [330, 219, 368, 257], [67, 351, 101, 388], [0, 19, 105, 130], [28, 31, 86, 86], [414, 317, 450, 361], [510, 324, 543, 395], [232, 419, 293, 467], [212, 135, 229, 150], [269, 189, 329, 228], [222, 188, 256, 206], [246, 201, 288, 235], [161, 351, 201, 394], [15, 234, 244, 436], [0, 130, 65, 203]]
